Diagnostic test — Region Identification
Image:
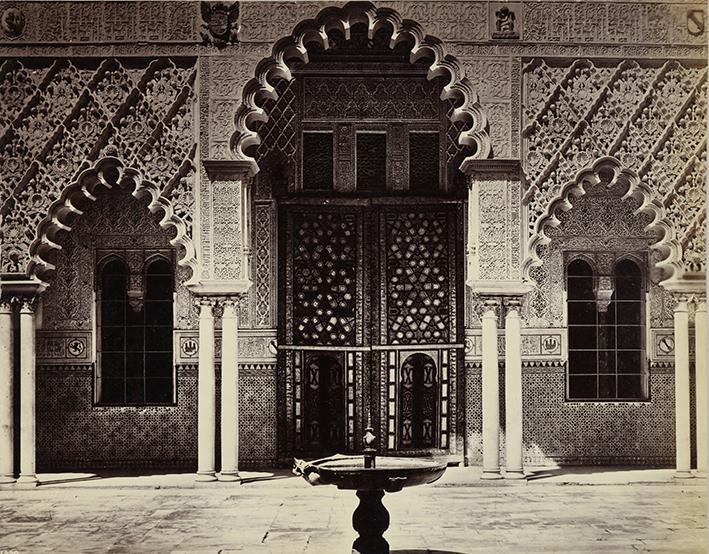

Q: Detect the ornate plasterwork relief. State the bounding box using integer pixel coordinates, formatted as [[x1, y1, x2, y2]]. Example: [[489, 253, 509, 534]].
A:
[[0, 1, 199, 44], [237, 1, 706, 46], [230, 2, 492, 169], [522, 59, 707, 283], [0, 58, 198, 282], [525, 180, 659, 328]]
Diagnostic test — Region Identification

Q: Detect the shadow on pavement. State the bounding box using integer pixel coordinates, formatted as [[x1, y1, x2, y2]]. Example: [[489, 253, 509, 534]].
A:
[[392, 550, 468, 554]]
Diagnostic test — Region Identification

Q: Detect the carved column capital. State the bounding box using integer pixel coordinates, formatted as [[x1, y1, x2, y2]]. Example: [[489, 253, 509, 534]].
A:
[[0, 298, 16, 313], [19, 296, 38, 314]]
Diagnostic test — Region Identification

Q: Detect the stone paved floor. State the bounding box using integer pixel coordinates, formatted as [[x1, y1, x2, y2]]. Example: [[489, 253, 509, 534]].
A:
[[0, 472, 705, 553]]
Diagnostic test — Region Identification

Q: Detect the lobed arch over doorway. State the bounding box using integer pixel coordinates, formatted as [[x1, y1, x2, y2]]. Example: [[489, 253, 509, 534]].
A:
[[522, 156, 682, 285], [26, 157, 198, 286], [229, 1, 492, 171]]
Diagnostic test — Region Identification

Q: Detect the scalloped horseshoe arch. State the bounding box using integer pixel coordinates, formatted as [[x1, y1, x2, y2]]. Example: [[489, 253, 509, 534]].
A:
[[522, 156, 683, 284], [28, 157, 198, 285], [230, 1, 492, 168]]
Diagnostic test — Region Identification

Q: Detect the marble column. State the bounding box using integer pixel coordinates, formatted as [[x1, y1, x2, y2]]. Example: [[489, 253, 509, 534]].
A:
[[673, 300, 692, 478], [196, 299, 217, 482], [219, 298, 240, 481], [17, 298, 38, 486], [504, 301, 525, 479], [695, 301, 707, 473], [481, 300, 501, 479], [0, 300, 15, 483]]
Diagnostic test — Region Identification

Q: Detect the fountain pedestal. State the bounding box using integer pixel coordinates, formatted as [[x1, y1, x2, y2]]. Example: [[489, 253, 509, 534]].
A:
[[294, 454, 446, 554], [352, 490, 390, 554]]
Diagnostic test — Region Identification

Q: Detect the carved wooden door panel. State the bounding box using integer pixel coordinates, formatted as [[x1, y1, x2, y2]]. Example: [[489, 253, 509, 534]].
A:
[[279, 202, 461, 459], [280, 206, 364, 458]]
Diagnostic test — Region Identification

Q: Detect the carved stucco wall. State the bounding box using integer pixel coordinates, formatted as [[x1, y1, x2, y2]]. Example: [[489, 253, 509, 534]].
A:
[[0, 57, 197, 277], [525, 183, 662, 329], [36, 187, 277, 468], [1, 1, 707, 469], [522, 59, 707, 280]]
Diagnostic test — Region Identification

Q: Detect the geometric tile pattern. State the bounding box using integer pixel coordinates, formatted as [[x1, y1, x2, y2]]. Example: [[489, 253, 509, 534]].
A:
[[36, 363, 277, 470], [465, 362, 680, 466]]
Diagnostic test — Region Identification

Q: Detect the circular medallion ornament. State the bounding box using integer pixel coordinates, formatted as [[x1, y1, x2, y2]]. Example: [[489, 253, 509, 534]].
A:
[[67, 338, 86, 357], [575, 151, 592, 166], [599, 119, 614, 134], [5, 156, 21, 173], [527, 151, 542, 167], [1, 6, 25, 39], [53, 157, 71, 175]]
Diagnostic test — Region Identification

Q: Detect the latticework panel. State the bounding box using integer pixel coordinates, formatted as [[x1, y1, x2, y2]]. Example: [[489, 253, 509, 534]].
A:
[[383, 210, 451, 344], [289, 211, 358, 346], [256, 78, 297, 164], [0, 58, 197, 274], [522, 59, 707, 274]]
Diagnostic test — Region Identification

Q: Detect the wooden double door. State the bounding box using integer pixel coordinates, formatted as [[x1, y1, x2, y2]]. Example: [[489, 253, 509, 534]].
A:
[[278, 198, 463, 459]]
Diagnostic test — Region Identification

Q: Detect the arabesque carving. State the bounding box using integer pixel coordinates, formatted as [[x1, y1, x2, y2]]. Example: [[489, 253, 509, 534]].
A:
[[0, 58, 197, 281], [523, 59, 707, 283]]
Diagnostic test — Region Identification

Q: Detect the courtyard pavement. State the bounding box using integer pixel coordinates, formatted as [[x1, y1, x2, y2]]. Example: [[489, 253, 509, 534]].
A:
[[0, 467, 706, 553]]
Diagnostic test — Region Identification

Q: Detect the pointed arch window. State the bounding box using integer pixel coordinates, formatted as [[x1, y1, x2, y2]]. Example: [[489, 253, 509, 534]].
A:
[[97, 255, 175, 405], [566, 255, 647, 400]]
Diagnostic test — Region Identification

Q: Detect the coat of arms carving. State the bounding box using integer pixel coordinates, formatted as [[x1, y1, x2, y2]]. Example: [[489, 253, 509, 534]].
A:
[[201, 1, 239, 47]]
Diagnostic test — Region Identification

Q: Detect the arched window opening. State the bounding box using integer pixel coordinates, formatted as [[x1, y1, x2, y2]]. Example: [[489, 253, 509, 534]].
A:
[[566, 255, 647, 400], [97, 256, 175, 405], [399, 353, 438, 449]]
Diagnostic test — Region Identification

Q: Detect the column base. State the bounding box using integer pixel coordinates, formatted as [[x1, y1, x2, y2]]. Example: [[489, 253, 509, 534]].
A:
[[504, 470, 527, 480], [16, 474, 39, 487], [218, 472, 241, 482], [674, 470, 694, 479], [0, 475, 16, 484], [195, 471, 218, 482], [480, 469, 503, 480]]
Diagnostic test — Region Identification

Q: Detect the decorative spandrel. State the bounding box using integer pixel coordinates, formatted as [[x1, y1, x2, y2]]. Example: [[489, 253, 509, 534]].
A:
[[290, 211, 358, 346], [384, 211, 451, 345]]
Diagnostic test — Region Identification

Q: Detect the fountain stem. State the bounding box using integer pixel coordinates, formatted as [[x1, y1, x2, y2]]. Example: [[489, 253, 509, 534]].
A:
[[363, 423, 376, 469]]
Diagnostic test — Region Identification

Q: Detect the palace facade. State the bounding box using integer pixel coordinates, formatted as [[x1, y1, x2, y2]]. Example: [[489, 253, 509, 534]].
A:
[[0, 0, 706, 484]]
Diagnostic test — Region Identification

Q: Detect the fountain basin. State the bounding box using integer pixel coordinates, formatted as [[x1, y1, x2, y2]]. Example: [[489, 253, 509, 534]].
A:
[[294, 455, 447, 492]]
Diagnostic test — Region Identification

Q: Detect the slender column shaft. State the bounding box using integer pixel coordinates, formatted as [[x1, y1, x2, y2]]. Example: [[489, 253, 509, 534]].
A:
[[695, 302, 707, 473], [504, 303, 524, 479], [17, 299, 38, 486], [0, 301, 15, 483], [196, 299, 217, 482], [674, 300, 692, 478], [481, 302, 501, 479], [220, 299, 240, 481]]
